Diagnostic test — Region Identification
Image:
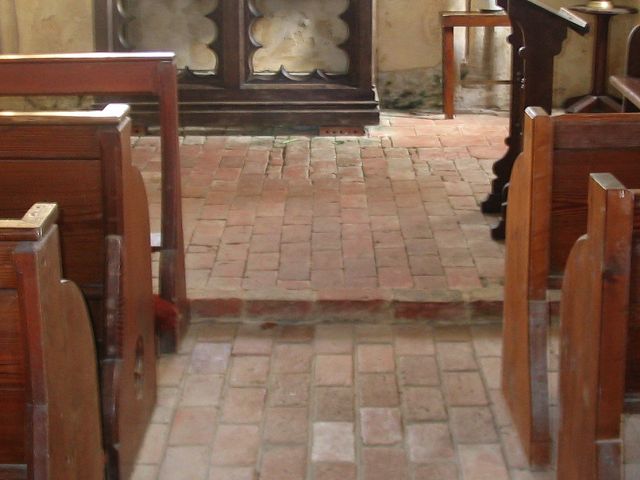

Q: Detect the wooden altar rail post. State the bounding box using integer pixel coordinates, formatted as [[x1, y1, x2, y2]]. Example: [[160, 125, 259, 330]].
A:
[[0, 52, 189, 351], [480, 0, 588, 240]]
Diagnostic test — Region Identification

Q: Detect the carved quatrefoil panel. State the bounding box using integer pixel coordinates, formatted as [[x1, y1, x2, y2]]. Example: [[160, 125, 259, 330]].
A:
[[126, 0, 219, 72], [250, 0, 350, 76]]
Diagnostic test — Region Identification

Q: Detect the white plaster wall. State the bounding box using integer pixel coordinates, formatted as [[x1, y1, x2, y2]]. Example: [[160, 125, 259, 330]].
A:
[[2, 0, 640, 110], [0, 0, 94, 110]]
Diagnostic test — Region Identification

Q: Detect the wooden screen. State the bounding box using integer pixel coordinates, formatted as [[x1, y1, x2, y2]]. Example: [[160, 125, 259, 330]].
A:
[[94, 0, 379, 127]]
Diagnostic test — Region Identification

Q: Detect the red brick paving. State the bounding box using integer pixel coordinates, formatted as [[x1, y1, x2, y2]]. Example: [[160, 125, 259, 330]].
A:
[[135, 112, 507, 320]]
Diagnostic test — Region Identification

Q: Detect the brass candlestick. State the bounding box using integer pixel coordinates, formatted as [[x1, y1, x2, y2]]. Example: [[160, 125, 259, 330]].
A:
[[586, 1, 614, 9]]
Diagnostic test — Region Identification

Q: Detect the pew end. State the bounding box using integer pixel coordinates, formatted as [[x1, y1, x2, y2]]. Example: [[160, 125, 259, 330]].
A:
[[502, 107, 640, 467], [557, 173, 640, 479], [0, 203, 104, 479], [0, 52, 189, 351], [0, 106, 157, 479]]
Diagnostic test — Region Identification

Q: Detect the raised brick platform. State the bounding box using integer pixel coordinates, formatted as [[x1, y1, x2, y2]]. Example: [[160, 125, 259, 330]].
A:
[[134, 112, 508, 322]]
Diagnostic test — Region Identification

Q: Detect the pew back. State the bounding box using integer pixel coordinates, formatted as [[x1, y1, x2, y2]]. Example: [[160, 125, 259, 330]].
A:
[[502, 107, 640, 466], [0, 52, 188, 351], [0, 106, 156, 480], [0, 204, 103, 479]]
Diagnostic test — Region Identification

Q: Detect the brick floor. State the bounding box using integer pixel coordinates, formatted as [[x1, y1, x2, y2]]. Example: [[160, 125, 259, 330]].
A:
[[130, 112, 640, 477], [135, 112, 507, 322], [133, 321, 640, 479]]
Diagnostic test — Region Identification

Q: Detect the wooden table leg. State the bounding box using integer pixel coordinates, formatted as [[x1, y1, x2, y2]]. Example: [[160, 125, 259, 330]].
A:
[[443, 25, 455, 119]]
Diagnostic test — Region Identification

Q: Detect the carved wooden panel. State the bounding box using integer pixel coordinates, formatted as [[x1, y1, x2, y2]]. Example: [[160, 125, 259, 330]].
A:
[[94, 0, 379, 127]]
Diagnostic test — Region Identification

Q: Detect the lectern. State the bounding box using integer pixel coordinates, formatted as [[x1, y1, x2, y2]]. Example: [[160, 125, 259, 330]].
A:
[[481, 0, 588, 240]]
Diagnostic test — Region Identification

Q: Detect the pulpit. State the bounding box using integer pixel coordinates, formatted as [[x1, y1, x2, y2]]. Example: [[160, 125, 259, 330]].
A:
[[480, 0, 588, 240], [94, 0, 379, 128]]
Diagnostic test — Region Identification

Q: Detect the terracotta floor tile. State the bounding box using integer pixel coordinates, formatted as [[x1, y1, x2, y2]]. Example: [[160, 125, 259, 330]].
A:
[[397, 356, 439, 386], [159, 446, 210, 480], [313, 462, 357, 480], [443, 372, 489, 407], [458, 444, 510, 480], [403, 386, 447, 422], [211, 425, 260, 466], [263, 407, 308, 444], [360, 408, 402, 445], [189, 343, 232, 375], [169, 407, 217, 445], [311, 422, 356, 462], [208, 467, 255, 480], [180, 375, 225, 407], [358, 373, 400, 407], [314, 386, 355, 422], [357, 344, 396, 373], [362, 448, 408, 480], [269, 373, 311, 407], [221, 387, 266, 423], [131, 113, 584, 479], [414, 463, 459, 480], [315, 355, 354, 386], [260, 446, 307, 480], [272, 344, 314, 373], [406, 423, 455, 463]]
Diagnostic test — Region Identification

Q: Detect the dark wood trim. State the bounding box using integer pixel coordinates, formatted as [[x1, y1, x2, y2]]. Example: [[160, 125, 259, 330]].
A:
[[94, 0, 379, 127]]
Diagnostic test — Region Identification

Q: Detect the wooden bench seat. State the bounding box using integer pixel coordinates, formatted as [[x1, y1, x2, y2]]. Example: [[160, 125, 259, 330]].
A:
[[0, 204, 103, 479], [0, 105, 156, 479], [557, 173, 640, 479], [502, 107, 640, 466], [611, 25, 640, 112], [0, 52, 188, 351]]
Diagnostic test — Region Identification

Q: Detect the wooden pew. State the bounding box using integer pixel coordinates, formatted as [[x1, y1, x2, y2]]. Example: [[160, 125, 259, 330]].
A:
[[0, 52, 188, 351], [502, 107, 640, 466], [611, 25, 640, 113], [0, 203, 103, 480], [0, 105, 157, 480], [557, 173, 639, 479]]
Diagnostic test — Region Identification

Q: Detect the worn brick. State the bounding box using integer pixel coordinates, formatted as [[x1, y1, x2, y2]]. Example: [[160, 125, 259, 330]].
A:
[[159, 446, 209, 480], [260, 446, 307, 480], [263, 407, 308, 444], [458, 444, 509, 480], [406, 423, 454, 463], [229, 356, 270, 386], [211, 425, 261, 466], [397, 356, 439, 386], [169, 407, 217, 445], [362, 448, 408, 480], [357, 344, 395, 373], [221, 387, 266, 423], [272, 344, 314, 373], [315, 355, 353, 386], [269, 373, 311, 406], [360, 408, 402, 445], [443, 372, 488, 406], [358, 373, 400, 407], [315, 386, 355, 421], [312, 422, 356, 462], [402, 386, 447, 421]]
